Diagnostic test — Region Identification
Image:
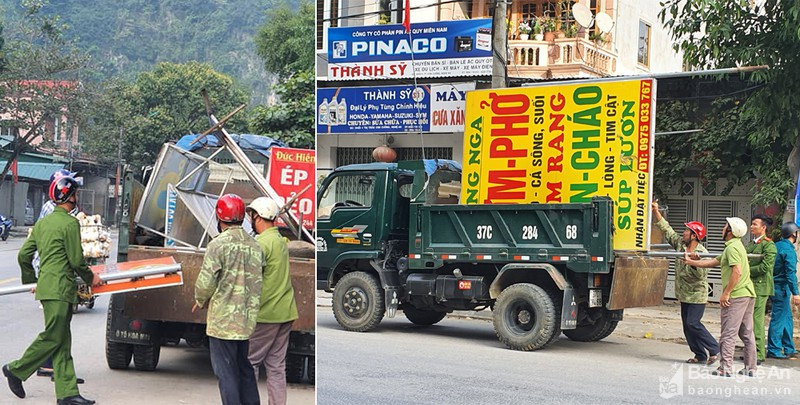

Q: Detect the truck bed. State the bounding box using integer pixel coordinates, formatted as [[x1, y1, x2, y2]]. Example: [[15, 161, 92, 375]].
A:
[[124, 246, 315, 332], [411, 198, 614, 274]]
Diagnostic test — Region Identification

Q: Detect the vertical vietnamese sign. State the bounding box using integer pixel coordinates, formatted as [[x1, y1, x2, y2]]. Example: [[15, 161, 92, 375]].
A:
[[461, 79, 656, 251], [267, 147, 315, 230]]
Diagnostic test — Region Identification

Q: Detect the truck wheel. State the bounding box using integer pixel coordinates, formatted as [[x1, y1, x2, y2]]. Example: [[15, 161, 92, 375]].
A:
[[307, 356, 315, 384], [332, 272, 385, 332], [403, 306, 446, 326], [106, 341, 133, 369], [285, 354, 305, 383], [493, 283, 561, 351], [133, 343, 160, 371], [563, 317, 618, 342]]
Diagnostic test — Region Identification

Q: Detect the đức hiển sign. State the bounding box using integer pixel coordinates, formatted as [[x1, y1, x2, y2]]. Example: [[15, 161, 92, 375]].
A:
[[461, 79, 656, 251]]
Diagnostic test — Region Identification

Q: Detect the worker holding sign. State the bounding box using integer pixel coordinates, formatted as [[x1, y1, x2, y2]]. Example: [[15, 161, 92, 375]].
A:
[[3, 177, 102, 405]]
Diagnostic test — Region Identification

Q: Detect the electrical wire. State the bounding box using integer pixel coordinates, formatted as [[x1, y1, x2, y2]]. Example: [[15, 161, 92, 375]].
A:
[[322, 0, 468, 23]]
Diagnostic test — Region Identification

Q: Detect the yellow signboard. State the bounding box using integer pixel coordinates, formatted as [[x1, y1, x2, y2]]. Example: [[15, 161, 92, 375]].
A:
[[461, 79, 655, 251]]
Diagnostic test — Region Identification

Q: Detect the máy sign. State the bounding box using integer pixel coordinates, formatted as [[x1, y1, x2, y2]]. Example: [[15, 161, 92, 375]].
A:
[[317, 82, 475, 134], [461, 78, 656, 251], [327, 20, 492, 80], [267, 147, 315, 230]]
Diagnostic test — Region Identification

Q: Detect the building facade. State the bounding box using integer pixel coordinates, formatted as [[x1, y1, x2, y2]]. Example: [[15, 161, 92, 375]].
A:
[[316, 0, 685, 173]]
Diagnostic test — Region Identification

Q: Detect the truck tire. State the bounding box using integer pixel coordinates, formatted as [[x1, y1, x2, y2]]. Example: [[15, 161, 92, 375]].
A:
[[563, 317, 618, 342], [403, 306, 446, 326], [493, 283, 561, 351], [106, 341, 133, 370], [307, 356, 315, 384], [285, 354, 305, 383], [105, 299, 134, 369], [332, 271, 385, 332], [132, 343, 160, 371]]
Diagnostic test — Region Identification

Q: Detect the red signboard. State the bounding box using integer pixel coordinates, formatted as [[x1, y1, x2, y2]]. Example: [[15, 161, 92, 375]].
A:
[[267, 147, 315, 229]]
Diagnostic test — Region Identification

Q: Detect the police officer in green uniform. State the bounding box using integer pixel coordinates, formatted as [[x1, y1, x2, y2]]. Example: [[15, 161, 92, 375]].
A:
[[3, 176, 101, 405], [745, 214, 777, 364]]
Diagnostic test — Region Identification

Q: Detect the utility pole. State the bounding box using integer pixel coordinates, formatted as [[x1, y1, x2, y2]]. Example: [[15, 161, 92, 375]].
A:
[[491, 0, 508, 89], [114, 127, 123, 227]]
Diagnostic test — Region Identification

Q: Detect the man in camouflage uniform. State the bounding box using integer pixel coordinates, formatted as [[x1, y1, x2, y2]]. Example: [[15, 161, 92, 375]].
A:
[[745, 214, 776, 364], [194, 194, 264, 405], [652, 202, 719, 364]]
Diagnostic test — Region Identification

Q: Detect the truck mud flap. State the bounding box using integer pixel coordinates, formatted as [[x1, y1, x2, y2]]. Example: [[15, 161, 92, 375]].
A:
[[561, 286, 577, 330], [607, 256, 668, 310]]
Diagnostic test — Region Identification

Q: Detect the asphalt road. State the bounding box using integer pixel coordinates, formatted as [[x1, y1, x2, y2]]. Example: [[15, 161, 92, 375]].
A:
[[317, 307, 799, 405], [0, 236, 315, 404]]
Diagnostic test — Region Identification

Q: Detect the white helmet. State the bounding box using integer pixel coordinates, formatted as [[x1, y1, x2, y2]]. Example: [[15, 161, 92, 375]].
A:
[[247, 197, 280, 221], [726, 217, 748, 238]]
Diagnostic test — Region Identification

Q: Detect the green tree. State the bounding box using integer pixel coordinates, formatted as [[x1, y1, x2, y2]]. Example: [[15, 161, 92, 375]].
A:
[[660, 0, 800, 216], [254, 0, 314, 79], [248, 70, 313, 148], [84, 62, 248, 170], [0, 0, 91, 190], [248, 1, 313, 148]]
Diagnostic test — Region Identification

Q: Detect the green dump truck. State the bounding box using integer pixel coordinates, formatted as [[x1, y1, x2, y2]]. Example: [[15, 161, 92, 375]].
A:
[[317, 159, 667, 351]]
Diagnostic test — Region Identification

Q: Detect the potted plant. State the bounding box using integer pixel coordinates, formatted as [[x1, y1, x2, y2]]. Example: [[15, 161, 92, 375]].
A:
[[532, 20, 544, 41], [564, 22, 578, 38], [540, 17, 557, 41], [589, 32, 606, 45], [518, 21, 532, 41]]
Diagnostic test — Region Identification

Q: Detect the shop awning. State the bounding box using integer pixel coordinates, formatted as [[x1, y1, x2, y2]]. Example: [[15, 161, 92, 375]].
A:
[[0, 161, 65, 181]]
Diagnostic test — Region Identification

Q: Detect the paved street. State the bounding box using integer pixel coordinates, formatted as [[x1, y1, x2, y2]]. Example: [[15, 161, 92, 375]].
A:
[[317, 305, 799, 405], [0, 236, 315, 404]]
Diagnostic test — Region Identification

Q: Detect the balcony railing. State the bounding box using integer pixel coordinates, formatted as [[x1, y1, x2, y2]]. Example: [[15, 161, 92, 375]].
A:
[[507, 37, 617, 77]]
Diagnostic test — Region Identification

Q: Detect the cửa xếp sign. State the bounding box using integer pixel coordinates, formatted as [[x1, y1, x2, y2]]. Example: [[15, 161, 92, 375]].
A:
[[461, 79, 656, 251]]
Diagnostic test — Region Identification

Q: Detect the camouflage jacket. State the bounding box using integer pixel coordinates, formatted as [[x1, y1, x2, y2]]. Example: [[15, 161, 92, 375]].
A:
[[195, 226, 264, 340], [656, 218, 709, 304]]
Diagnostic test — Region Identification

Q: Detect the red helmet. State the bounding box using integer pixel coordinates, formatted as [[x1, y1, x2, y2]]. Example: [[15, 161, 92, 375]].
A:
[[49, 177, 79, 204], [685, 221, 706, 240], [216, 194, 245, 223]]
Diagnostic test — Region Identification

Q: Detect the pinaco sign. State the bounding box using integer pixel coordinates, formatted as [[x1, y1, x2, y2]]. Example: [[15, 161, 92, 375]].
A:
[[461, 79, 656, 251], [327, 19, 492, 81], [267, 147, 316, 230]]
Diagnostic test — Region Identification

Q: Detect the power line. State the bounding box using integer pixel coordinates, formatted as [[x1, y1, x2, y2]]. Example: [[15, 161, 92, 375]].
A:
[[322, 0, 468, 23]]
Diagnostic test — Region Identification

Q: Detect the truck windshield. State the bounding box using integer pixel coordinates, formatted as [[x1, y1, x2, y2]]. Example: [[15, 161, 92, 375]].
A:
[[318, 173, 375, 219], [426, 170, 461, 204]]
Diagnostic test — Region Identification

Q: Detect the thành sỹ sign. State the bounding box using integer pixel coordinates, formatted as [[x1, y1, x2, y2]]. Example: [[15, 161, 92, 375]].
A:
[[461, 79, 656, 251]]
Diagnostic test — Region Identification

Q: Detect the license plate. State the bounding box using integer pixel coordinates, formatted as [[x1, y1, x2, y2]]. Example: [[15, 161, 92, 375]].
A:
[[589, 289, 602, 308]]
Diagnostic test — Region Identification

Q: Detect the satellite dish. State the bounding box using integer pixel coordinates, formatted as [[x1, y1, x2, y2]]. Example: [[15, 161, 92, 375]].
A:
[[596, 12, 614, 33], [572, 3, 594, 29]]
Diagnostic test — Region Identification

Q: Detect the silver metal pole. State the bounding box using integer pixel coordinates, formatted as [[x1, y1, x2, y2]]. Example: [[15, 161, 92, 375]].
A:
[[644, 251, 763, 260], [0, 264, 182, 297]]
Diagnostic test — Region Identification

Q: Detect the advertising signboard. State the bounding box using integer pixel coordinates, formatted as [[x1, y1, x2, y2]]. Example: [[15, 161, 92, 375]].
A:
[[327, 19, 492, 80], [461, 79, 656, 251], [317, 82, 474, 134], [267, 147, 316, 229]]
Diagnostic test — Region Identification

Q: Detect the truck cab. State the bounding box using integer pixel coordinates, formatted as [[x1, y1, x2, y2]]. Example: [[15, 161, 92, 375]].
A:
[[317, 160, 459, 290]]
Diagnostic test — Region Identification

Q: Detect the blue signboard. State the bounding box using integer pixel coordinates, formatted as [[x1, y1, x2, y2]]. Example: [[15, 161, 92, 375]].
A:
[[317, 85, 429, 133], [317, 83, 475, 134], [327, 19, 492, 80]]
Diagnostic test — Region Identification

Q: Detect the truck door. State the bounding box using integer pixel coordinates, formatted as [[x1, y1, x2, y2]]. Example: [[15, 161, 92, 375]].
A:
[[316, 171, 379, 288]]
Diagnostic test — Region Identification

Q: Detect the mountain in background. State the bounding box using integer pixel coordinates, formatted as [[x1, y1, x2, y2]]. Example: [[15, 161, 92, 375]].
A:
[[0, 0, 290, 103]]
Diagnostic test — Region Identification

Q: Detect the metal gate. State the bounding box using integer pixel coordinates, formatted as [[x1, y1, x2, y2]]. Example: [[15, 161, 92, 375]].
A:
[[662, 178, 754, 302]]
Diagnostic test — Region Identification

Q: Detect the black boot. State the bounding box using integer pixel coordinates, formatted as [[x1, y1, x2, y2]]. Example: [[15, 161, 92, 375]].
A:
[[57, 394, 96, 405], [2, 364, 25, 398]]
